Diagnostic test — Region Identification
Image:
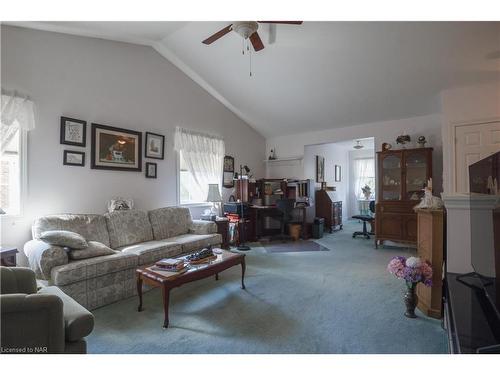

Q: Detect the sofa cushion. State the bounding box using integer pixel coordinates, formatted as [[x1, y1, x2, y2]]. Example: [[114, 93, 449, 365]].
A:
[[104, 210, 154, 248], [118, 240, 183, 265], [38, 286, 94, 342], [50, 252, 138, 286], [33, 214, 111, 248], [168, 233, 222, 253], [68, 241, 116, 260], [148, 206, 193, 240], [40, 230, 88, 249]]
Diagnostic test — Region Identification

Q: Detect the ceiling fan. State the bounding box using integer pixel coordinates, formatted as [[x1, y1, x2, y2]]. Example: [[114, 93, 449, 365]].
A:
[[202, 21, 303, 52]]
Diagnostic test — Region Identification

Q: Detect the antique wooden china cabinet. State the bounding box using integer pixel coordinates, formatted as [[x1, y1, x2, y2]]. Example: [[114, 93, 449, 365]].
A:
[[375, 147, 433, 248]]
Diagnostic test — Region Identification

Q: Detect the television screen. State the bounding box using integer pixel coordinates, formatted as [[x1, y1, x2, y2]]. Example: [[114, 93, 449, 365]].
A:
[[469, 152, 500, 319]]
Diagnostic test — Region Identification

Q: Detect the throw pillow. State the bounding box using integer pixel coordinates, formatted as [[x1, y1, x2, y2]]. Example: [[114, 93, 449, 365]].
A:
[[68, 241, 116, 260], [40, 230, 88, 249]]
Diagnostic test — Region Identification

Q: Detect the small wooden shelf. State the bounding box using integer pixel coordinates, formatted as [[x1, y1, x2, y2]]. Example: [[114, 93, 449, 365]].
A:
[[264, 156, 303, 163]]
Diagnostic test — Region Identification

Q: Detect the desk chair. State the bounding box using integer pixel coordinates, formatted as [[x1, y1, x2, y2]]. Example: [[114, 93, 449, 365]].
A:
[[352, 200, 375, 239], [275, 199, 296, 241]]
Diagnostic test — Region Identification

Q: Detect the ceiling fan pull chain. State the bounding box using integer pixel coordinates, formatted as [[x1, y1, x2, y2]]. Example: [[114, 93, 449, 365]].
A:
[[249, 46, 252, 77], [242, 38, 245, 55]]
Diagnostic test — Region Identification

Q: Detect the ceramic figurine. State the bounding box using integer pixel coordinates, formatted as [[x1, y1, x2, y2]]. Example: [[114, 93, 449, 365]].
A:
[[417, 136, 427, 148], [396, 135, 411, 148]]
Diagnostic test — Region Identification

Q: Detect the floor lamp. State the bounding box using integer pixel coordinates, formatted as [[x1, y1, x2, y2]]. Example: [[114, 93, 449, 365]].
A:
[[237, 164, 251, 251]]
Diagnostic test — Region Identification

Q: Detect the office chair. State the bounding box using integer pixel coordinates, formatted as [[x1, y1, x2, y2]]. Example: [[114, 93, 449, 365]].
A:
[[352, 200, 375, 239], [275, 198, 296, 241]]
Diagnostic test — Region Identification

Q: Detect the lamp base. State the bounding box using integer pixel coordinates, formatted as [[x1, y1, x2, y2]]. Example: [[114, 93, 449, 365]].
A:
[[237, 244, 251, 251]]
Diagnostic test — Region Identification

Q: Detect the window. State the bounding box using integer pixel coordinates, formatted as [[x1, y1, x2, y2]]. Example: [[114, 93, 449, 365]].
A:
[[353, 157, 375, 199], [175, 127, 224, 205], [179, 150, 205, 204], [1, 92, 34, 216], [0, 125, 23, 215]]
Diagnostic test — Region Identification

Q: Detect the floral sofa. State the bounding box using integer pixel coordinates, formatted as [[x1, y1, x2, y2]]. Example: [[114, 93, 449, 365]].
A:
[[23, 207, 221, 310]]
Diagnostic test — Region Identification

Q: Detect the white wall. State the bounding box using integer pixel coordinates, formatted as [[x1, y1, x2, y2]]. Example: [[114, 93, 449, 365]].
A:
[[266, 113, 443, 194], [0, 26, 266, 258], [302, 143, 350, 220]]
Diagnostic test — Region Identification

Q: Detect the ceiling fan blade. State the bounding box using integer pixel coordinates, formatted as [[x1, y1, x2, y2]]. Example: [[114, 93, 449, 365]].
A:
[[249, 32, 265, 52], [202, 24, 233, 45], [258, 21, 303, 24]]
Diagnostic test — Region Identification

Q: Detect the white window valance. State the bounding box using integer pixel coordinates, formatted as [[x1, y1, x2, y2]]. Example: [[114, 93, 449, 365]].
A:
[[1, 91, 36, 154], [174, 126, 225, 202], [1, 91, 36, 131]]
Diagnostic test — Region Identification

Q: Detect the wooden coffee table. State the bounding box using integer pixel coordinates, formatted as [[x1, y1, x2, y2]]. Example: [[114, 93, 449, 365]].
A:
[[136, 249, 246, 328]]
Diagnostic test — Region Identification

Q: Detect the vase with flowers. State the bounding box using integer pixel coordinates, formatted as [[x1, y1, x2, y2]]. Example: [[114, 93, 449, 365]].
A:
[[361, 184, 372, 200], [387, 256, 433, 318]]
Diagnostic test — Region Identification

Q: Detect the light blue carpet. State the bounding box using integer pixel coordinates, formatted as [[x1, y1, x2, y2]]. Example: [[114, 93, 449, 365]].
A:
[[87, 221, 448, 354]]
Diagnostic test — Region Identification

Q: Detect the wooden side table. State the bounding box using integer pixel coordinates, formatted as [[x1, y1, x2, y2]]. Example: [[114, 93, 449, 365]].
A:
[[1, 246, 18, 267], [215, 218, 230, 249]]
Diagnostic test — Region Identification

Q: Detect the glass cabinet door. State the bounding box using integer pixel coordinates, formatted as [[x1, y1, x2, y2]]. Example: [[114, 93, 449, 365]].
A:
[[404, 150, 429, 200], [381, 153, 402, 200]]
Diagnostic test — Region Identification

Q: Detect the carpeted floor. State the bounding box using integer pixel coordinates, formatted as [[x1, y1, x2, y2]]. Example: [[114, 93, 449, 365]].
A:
[[87, 220, 448, 354]]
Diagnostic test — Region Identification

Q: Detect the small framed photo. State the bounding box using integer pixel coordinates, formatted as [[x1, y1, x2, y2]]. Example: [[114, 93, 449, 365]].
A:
[[60, 117, 87, 147], [63, 150, 85, 167], [335, 165, 342, 182], [145, 132, 165, 160], [145, 162, 157, 178]]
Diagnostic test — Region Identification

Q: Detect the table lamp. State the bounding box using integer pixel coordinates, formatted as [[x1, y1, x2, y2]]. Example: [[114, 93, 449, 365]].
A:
[[206, 184, 222, 217]]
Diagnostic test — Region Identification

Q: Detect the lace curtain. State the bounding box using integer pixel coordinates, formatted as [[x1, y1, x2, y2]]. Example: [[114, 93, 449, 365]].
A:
[[1, 91, 36, 153], [174, 126, 225, 203], [353, 157, 375, 199]]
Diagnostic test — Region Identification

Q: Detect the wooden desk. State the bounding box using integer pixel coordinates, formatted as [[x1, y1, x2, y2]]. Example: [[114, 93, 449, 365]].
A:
[[249, 205, 307, 239]]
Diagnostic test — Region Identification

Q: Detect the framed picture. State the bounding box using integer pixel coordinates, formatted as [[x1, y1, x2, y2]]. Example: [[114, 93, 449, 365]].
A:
[[316, 155, 325, 182], [91, 123, 142, 171], [335, 165, 342, 182], [60, 117, 86, 147], [223, 155, 235, 188], [145, 132, 165, 160], [145, 162, 157, 178], [63, 150, 85, 167]]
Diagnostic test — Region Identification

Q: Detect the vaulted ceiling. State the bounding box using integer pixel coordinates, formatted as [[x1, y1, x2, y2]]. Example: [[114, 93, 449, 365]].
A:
[[7, 21, 500, 137]]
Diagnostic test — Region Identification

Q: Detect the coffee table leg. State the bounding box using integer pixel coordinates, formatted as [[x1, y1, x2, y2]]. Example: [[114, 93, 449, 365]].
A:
[[137, 276, 143, 312], [162, 285, 170, 328], [215, 273, 219, 281], [241, 258, 246, 290]]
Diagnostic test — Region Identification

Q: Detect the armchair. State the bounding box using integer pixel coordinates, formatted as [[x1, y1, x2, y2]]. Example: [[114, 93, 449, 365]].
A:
[[0, 267, 94, 354]]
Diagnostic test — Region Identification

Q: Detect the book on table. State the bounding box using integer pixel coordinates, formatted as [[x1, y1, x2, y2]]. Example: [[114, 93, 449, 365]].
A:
[[154, 258, 185, 272]]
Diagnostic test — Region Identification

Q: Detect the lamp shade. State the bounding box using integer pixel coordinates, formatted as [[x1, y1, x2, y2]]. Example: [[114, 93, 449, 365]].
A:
[[206, 184, 222, 203]]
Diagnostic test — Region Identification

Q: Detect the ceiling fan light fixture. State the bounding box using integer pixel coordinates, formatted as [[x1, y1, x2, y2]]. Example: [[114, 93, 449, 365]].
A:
[[232, 21, 259, 39], [353, 140, 364, 149]]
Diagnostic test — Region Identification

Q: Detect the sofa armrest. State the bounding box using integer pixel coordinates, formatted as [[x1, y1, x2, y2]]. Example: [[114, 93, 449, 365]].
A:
[[24, 239, 69, 280], [38, 286, 94, 342], [0, 293, 65, 353], [0, 267, 38, 294], [189, 220, 217, 235]]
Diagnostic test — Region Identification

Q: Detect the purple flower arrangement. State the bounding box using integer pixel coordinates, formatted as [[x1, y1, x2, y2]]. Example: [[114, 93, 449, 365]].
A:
[[387, 256, 433, 287]]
